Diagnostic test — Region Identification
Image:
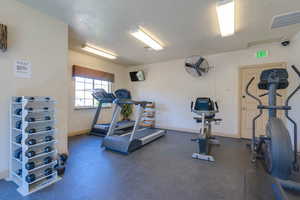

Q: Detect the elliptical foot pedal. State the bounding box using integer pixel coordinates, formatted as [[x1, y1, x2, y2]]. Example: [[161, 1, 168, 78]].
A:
[[192, 153, 215, 162]]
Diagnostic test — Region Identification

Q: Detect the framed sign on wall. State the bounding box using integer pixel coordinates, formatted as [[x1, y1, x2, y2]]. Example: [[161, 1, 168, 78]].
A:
[[0, 24, 7, 52]]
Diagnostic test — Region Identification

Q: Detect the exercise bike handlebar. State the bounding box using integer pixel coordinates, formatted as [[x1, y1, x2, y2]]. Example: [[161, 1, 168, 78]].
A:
[[215, 102, 219, 112], [245, 77, 263, 106]]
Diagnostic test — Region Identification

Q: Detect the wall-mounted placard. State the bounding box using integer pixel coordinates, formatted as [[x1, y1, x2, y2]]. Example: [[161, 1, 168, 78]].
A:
[[14, 60, 32, 78], [0, 24, 7, 52]]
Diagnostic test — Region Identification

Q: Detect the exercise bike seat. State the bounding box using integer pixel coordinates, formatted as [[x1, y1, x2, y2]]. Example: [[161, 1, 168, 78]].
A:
[[194, 117, 221, 123]]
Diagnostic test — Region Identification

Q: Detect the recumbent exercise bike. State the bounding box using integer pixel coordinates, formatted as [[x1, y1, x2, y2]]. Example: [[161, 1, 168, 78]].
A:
[[191, 98, 222, 162]]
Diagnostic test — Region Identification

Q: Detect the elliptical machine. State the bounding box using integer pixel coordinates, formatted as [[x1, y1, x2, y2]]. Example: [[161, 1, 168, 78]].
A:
[[245, 65, 300, 180], [191, 98, 222, 162]]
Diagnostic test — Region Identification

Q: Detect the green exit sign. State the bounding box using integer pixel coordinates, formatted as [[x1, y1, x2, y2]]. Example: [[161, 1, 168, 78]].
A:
[[256, 50, 268, 58]]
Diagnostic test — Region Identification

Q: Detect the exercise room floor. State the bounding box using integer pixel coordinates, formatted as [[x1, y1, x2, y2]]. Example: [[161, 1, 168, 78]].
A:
[[0, 130, 299, 200]]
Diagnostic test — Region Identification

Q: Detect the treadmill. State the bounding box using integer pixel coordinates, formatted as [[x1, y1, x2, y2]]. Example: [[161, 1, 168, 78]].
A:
[[102, 89, 166, 154], [89, 89, 135, 137]]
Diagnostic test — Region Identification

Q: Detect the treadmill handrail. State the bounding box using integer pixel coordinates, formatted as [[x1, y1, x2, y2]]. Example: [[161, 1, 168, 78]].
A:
[[114, 99, 152, 106]]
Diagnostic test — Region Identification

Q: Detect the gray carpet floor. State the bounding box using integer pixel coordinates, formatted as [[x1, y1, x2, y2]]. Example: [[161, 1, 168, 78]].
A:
[[0, 130, 299, 200]]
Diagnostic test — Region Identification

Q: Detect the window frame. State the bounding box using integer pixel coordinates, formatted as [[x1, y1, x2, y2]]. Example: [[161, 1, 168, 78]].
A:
[[74, 77, 113, 110]]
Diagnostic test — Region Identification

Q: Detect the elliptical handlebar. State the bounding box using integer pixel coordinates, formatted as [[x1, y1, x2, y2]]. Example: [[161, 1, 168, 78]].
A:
[[285, 65, 300, 106], [285, 65, 300, 170], [291, 65, 300, 77], [245, 77, 264, 153], [245, 77, 263, 106]]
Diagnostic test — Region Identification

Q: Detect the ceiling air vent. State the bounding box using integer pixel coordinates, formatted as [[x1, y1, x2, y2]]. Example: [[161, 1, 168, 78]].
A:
[[271, 11, 300, 29]]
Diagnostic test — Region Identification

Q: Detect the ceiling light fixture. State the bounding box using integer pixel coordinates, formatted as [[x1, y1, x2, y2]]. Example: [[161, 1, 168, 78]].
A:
[[216, 0, 235, 37], [131, 27, 163, 50], [82, 44, 117, 59]]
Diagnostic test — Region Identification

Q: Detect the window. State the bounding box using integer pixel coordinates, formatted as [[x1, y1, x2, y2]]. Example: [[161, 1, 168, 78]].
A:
[[75, 77, 112, 108]]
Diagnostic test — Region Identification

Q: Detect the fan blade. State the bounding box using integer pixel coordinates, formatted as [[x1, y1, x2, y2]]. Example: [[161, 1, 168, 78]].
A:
[[185, 63, 193, 67], [195, 57, 204, 69]]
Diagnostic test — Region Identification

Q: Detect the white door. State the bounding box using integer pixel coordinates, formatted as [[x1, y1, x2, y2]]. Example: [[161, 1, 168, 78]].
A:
[[240, 63, 287, 139]]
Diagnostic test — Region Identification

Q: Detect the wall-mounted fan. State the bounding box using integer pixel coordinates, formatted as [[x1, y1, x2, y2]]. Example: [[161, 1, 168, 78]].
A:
[[184, 56, 210, 77]]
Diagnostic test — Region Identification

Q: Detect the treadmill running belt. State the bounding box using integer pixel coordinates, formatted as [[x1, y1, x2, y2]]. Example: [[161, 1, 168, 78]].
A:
[[102, 128, 165, 154]]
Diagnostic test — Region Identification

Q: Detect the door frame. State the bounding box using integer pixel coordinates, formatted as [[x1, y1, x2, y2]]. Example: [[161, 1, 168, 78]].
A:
[[238, 62, 287, 138]]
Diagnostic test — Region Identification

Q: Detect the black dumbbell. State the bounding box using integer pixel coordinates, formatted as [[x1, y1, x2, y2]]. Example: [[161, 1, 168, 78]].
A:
[[25, 162, 35, 170], [14, 148, 22, 159], [44, 146, 52, 153], [44, 116, 51, 121], [25, 156, 52, 170], [43, 107, 49, 110], [44, 156, 53, 164], [27, 117, 36, 122], [27, 107, 34, 111], [15, 134, 22, 144], [55, 164, 66, 176], [15, 97, 22, 102], [25, 174, 36, 183], [45, 126, 52, 131], [59, 153, 68, 163], [14, 108, 22, 116], [28, 128, 37, 134], [16, 121, 22, 129], [17, 169, 22, 176], [26, 150, 36, 158], [29, 97, 35, 101], [45, 97, 50, 101], [44, 135, 54, 142], [27, 139, 37, 146], [44, 168, 53, 176]]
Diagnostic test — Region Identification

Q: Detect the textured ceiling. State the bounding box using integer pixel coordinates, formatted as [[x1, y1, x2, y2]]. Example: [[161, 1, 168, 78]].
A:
[[18, 0, 300, 66]]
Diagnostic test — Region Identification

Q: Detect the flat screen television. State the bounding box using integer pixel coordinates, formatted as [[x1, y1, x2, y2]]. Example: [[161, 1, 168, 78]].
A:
[[130, 71, 145, 82]]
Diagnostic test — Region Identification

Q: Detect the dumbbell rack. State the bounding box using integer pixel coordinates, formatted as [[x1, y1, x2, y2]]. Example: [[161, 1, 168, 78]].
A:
[[140, 102, 156, 128], [6, 96, 61, 196]]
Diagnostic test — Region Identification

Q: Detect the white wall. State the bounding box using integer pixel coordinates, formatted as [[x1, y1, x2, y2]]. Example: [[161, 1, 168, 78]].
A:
[[68, 50, 129, 134], [127, 42, 295, 138], [0, 0, 68, 178]]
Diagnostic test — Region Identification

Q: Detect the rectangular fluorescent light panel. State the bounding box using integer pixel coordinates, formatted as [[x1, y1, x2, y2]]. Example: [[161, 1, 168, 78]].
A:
[[82, 44, 117, 59], [216, 0, 235, 37], [131, 28, 163, 50]]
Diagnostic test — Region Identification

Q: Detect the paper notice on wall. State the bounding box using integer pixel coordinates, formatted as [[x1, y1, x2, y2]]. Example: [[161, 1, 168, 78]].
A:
[[14, 60, 32, 78]]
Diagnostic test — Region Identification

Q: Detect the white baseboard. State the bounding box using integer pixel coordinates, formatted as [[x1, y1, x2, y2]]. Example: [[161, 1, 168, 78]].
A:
[[68, 129, 90, 137], [214, 132, 240, 139], [0, 170, 9, 180], [156, 125, 240, 139]]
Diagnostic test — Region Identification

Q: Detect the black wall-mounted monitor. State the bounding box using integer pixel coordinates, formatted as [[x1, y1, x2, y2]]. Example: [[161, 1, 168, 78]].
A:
[[130, 71, 145, 82]]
